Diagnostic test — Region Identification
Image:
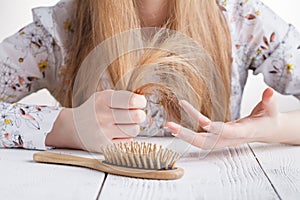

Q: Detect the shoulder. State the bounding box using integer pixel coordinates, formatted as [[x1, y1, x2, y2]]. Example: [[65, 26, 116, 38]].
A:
[[31, 0, 76, 48], [217, 0, 264, 13], [217, 0, 267, 25], [219, 0, 289, 57], [218, 0, 284, 30]]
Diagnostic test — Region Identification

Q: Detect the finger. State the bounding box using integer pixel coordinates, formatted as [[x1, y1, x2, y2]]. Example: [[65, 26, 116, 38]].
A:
[[262, 88, 274, 103], [112, 109, 146, 124], [213, 120, 260, 142], [179, 100, 211, 129], [102, 90, 147, 109], [261, 88, 278, 117], [249, 101, 264, 116], [250, 88, 277, 117], [206, 121, 226, 135], [166, 122, 250, 149], [165, 122, 208, 148], [197, 121, 241, 139], [109, 124, 140, 139]]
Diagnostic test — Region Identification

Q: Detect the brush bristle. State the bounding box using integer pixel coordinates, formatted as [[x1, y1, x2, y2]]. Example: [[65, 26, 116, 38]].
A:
[[101, 142, 180, 170]]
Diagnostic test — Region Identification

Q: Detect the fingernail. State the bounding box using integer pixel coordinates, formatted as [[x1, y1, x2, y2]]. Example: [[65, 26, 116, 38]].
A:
[[202, 125, 210, 132], [166, 122, 180, 129], [165, 122, 180, 135], [132, 95, 147, 108], [178, 100, 186, 107], [171, 133, 178, 137]]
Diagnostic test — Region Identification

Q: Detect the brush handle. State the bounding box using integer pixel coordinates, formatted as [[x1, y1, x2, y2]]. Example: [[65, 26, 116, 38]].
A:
[[33, 152, 184, 180]]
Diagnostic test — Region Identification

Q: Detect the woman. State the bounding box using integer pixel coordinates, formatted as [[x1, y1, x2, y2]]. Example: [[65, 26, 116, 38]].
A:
[[0, 0, 299, 152]]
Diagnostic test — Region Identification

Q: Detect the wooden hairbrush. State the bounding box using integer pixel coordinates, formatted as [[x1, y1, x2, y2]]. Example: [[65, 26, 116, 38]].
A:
[[33, 142, 184, 180]]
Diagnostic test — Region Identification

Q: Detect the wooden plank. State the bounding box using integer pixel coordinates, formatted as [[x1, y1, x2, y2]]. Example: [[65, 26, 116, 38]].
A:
[[0, 149, 105, 200], [99, 137, 279, 200], [249, 143, 300, 200]]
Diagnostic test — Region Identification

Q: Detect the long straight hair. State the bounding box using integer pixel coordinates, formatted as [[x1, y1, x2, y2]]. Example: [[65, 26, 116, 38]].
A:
[[56, 0, 232, 130]]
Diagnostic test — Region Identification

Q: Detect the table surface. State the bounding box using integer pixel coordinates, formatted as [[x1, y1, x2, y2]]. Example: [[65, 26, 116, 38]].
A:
[[1, 137, 300, 200]]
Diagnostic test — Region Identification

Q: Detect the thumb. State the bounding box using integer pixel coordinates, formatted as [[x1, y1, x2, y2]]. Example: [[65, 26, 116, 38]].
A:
[[262, 88, 278, 117]]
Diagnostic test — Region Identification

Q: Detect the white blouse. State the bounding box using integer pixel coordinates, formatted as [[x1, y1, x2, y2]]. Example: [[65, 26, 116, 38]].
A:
[[0, 0, 299, 150]]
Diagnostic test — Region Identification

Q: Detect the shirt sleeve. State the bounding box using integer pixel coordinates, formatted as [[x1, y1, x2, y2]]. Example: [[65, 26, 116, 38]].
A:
[[0, 6, 65, 150], [225, 0, 300, 98], [0, 103, 62, 150]]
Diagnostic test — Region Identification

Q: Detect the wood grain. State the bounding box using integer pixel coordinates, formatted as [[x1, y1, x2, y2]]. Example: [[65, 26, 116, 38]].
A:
[[99, 137, 279, 200], [3, 139, 299, 199], [0, 149, 105, 200], [249, 143, 300, 200]]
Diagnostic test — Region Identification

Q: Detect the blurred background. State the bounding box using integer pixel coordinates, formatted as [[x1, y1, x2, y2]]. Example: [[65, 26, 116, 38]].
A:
[[0, 0, 299, 116]]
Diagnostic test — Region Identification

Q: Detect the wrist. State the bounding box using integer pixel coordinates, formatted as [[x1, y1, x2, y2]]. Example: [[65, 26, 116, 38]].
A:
[[275, 112, 296, 144], [251, 112, 284, 144], [275, 112, 286, 143], [263, 112, 285, 144], [45, 108, 83, 150]]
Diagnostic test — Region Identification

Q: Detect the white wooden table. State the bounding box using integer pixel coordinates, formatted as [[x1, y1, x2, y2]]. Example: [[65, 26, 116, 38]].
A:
[[1, 137, 300, 200]]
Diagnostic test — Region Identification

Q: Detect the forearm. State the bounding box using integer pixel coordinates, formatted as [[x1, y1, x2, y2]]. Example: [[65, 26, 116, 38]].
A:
[[276, 110, 300, 145]]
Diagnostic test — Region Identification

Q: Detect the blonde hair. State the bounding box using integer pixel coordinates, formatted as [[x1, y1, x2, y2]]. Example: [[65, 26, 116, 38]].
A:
[[56, 0, 232, 131]]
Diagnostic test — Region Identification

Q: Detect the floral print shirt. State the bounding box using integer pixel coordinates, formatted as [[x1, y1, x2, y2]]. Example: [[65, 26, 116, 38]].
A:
[[0, 0, 299, 150]]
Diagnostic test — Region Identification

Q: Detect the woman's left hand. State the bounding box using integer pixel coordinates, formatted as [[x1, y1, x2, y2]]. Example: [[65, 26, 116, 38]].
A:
[[165, 88, 283, 149]]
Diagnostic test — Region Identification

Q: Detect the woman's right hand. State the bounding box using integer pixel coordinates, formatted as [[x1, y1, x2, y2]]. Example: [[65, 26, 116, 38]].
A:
[[46, 90, 147, 152]]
